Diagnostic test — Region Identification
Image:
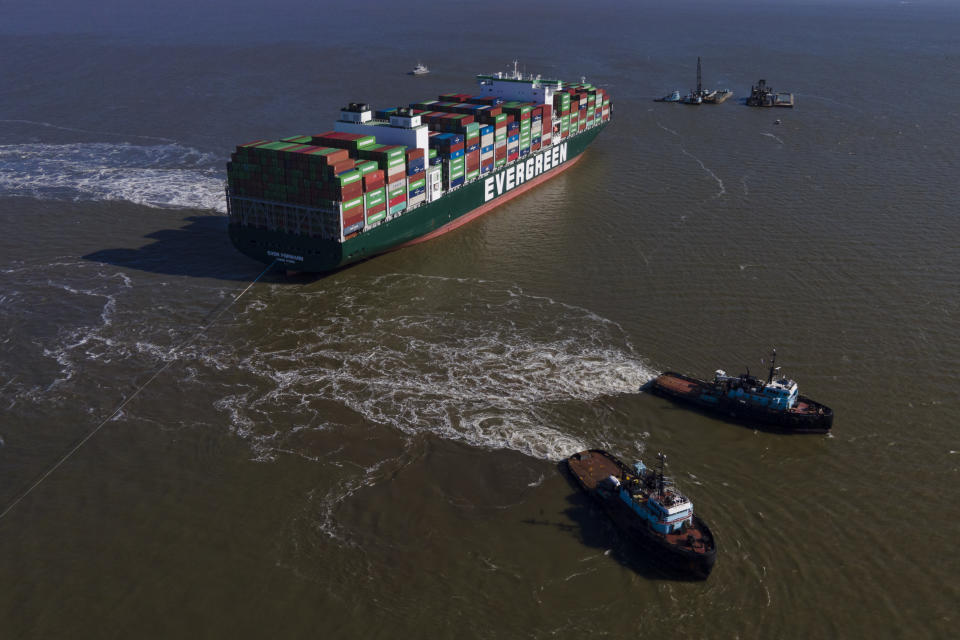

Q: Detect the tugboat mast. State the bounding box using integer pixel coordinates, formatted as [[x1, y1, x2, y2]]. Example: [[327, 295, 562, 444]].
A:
[[657, 452, 667, 498], [696, 56, 702, 96], [767, 348, 778, 384]]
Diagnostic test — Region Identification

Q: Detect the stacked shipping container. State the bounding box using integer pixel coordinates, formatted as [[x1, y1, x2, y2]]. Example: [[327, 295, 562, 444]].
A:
[[227, 78, 610, 242]]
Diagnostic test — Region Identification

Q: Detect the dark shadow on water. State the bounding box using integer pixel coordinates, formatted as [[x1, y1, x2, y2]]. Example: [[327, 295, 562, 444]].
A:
[[83, 215, 262, 281], [82, 214, 339, 283], [521, 463, 710, 583]]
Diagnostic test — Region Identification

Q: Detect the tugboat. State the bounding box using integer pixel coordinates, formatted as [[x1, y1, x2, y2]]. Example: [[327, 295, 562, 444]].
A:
[[654, 90, 682, 103], [649, 349, 833, 433], [566, 449, 717, 579]]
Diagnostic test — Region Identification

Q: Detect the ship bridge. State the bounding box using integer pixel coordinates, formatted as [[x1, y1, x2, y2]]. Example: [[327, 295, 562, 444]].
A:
[[715, 369, 798, 409], [475, 61, 563, 105]]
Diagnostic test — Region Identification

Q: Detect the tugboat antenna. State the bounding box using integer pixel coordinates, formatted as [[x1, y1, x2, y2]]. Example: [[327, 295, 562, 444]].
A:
[[767, 347, 777, 384]]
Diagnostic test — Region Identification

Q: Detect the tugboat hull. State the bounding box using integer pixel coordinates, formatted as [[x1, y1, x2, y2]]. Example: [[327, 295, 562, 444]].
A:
[[650, 372, 833, 434], [566, 449, 716, 580]]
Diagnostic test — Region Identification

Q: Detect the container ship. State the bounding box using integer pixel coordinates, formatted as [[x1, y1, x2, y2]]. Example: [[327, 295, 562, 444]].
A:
[[225, 67, 611, 272]]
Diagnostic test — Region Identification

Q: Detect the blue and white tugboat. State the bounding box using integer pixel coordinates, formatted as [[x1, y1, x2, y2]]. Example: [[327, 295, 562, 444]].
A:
[[566, 449, 717, 579], [650, 349, 834, 433], [654, 90, 681, 102]]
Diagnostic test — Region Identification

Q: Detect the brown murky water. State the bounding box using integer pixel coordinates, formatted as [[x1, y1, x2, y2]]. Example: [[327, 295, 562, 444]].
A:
[[1, 2, 958, 637]]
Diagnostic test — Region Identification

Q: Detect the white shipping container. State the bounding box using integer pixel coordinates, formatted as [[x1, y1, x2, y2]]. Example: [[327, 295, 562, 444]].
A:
[[426, 167, 444, 202], [407, 192, 427, 208]]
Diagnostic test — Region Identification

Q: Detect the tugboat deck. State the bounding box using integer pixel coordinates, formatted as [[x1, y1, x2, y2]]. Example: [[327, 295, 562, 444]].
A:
[[655, 374, 698, 395], [791, 400, 823, 415], [567, 450, 622, 490]]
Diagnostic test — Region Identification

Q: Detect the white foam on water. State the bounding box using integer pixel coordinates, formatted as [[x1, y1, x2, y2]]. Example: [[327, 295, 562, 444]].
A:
[[0, 142, 226, 212], [5, 267, 656, 470], [0, 119, 178, 143], [215, 274, 658, 462], [679, 147, 726, 199]]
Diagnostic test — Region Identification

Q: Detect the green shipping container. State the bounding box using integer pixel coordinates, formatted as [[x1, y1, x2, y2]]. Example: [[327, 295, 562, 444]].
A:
[[342, 197, 362, 212], [366, 210, 387, 224], [364, 188, 385, 207], [337, 170, 361, 186]]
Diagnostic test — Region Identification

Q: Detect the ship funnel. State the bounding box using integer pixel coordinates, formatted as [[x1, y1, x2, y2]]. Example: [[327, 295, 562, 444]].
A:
[[340, 103, 373, 123]]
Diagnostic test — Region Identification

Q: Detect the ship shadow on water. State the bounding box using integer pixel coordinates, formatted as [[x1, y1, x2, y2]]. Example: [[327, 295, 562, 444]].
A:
[[520, 463, 711, 583], [82, 214, 310, 283]]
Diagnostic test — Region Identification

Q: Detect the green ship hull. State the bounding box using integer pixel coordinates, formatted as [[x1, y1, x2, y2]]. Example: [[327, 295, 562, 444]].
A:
[[228, 123, 607, 272]]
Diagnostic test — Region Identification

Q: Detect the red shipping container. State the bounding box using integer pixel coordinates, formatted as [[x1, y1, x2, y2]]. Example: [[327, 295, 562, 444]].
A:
[[343, 210, 364, 226], [363, 170, 385, 191], [388, 193, 407, 207], [365, 202, 386, 216], [327, 159, 356, 176], [340, 182, 363, 201], [407, 169, 426, 184], [465, 150, 479, 171], [308, 148, 350, 165], [495, 146, 507, 160]]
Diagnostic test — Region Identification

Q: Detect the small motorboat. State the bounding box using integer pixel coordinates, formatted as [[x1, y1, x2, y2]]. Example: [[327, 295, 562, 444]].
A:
[[408, 62, 429, 76]]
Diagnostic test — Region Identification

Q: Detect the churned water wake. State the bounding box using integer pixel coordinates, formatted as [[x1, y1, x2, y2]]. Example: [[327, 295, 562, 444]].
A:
[[2, 266, 655, 464], [0, 142, 226, 212], [214, 274, 656, 461]]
